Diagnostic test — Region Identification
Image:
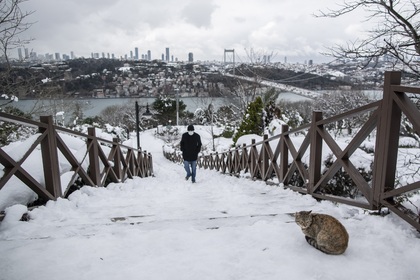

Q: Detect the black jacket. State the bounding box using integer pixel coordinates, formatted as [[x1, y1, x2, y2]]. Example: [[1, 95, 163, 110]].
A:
[[180, 132, 202, 161]]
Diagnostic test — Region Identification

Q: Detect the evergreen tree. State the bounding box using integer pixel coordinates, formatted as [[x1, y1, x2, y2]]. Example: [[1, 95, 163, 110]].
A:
[[152, 95, 187, 125], [233, 96, 264, 144]]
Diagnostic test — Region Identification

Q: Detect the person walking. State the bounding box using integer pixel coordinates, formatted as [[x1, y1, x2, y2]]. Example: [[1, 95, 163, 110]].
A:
[[180, 124, 202, 183]]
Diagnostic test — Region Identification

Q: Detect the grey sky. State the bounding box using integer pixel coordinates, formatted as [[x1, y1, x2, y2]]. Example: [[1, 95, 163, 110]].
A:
[[18, 0, 371, 63]]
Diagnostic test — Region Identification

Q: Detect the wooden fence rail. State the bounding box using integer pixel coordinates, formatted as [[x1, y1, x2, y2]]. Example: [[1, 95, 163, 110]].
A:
[[0, 114, 153, 208], [164, 71, 420, 231]]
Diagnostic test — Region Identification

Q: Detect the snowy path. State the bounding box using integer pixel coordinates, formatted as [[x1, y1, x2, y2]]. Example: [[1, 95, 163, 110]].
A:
[[0, 131, 419, 280]]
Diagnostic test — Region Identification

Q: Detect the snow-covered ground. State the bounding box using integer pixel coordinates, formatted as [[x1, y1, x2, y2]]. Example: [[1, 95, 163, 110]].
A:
[[0, 126, 420, 280]]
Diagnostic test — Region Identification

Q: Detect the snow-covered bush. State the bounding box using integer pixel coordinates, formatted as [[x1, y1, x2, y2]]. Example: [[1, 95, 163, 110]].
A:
[[0, 107, 36, 146]]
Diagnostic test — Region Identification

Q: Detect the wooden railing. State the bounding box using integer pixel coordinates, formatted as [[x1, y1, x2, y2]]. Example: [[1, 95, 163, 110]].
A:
[[164, 71, 420, 231], [0, 114, 153, 205]]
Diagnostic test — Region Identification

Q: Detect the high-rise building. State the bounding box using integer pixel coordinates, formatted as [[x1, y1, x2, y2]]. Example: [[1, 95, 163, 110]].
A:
[[17, 48, 23, 61], [165, 47, 169, 61], [161, 53, 164, 61], [70, 51, 75, 59], [55, 53, 60, 60], [135, 47, 139, 60], [147, 50, 151, 60], [188, 52, 193, 62]]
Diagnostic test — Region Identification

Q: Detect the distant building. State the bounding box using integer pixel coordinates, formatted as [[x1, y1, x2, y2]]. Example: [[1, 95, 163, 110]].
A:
[[18, 48, 23, 61], [135, 47, 139, 60], [188, 52, 193, 62], [55, 53, 60, 60], [165, 47, 169, 61], [162, 53, 164, 61], [45, 53, 54, 60], [147, 50, 151, 60]]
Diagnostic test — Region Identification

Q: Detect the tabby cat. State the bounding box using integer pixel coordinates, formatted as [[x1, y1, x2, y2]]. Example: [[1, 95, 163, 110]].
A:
[[295, 210, 349, 255]]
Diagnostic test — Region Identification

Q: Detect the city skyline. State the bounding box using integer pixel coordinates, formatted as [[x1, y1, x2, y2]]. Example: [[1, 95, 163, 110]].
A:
[[16, 46, 193, 63], [16, 0, 374, 64]]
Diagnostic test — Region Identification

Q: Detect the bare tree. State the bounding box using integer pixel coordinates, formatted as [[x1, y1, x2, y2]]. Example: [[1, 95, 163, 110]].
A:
[[244, 48, 277, 65], [316, 0, 420, 76], [0, 0, 34, 68], [1, 0, 34, 108], [313, 90, 373, 136]]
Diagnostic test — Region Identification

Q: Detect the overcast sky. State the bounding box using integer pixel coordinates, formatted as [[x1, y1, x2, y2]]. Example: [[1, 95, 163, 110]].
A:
[[19, 0, 372, 63]]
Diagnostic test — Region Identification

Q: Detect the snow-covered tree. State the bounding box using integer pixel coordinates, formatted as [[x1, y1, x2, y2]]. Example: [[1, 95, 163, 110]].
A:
[[233, 96, 264, 145], [152, 95, 187, 125]]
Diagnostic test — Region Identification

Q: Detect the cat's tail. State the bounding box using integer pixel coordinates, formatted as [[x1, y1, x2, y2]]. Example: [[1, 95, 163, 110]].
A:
[[305, 236, 319, 249]]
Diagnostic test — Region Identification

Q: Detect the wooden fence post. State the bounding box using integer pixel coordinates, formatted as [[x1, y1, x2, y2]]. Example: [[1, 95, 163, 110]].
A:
[[309, 111, 323, 194], [279, 124, 289, 182], [87, 127, 101, 187], [112, 138, 122, 181], [128, 148, 136, 179], [250, 139, 258, 178], [372, 71, 402, 207], [39, 116, 62, 198], [262, 134, 269, 180]]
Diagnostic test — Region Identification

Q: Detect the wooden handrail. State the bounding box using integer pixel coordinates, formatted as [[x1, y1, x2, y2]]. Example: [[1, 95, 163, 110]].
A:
[[164, 71, 420, 231], [0, 114, 154, 205]]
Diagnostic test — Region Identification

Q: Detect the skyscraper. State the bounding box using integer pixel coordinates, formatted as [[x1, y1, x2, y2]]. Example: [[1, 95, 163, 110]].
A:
[[147, 50, 151, 60], [188, 52, 193, 62], [18, 48, 23, 61], [135, 47, 139, 60], [165, 47, 169, 62]]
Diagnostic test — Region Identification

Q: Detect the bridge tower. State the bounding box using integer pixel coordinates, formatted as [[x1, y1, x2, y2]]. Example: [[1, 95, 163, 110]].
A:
[[224, 49, 235, 75]]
